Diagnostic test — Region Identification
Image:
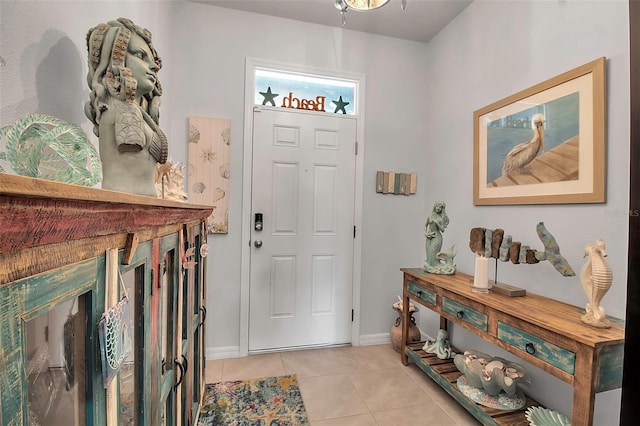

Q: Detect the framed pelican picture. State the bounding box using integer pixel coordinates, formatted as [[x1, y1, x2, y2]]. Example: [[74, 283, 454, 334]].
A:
[[473, 57, 606, 205]]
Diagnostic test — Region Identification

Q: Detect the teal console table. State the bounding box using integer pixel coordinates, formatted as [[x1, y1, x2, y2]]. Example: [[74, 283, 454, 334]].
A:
[[400, 268, 625, 426]]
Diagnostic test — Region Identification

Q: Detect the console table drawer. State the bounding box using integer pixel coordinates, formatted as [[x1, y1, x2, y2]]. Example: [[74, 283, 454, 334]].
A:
[[442, 297, 487, 331], [497, 322, 576, 375], [407, 281, 436, 306]]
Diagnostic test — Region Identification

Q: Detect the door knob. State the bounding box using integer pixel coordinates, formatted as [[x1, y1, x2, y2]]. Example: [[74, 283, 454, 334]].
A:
[[254, 240, 263, 248]]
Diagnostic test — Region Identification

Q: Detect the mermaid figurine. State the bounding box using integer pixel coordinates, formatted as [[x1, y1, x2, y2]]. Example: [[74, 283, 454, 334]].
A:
[[424, 202, 456, 274]]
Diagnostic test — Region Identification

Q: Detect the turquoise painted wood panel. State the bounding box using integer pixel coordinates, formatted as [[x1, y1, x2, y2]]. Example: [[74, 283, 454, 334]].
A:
[[497, 322, 576, 375], [407, 281, 436, 305], [118, 240, 153, 426], [597, 343, 624, 392], [91, 254, 107, 426], [159, 233, 180, 426], [0, 258, 99, 426], [442, 297, 488, 331]]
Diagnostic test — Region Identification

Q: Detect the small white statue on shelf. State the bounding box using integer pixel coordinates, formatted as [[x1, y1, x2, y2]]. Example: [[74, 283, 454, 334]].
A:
[[580, 238, 613, 328], [423, 329, 453, 359]]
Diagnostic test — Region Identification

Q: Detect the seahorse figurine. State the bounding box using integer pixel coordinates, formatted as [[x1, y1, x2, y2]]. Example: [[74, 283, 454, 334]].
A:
[[580, 238, 613, 328]]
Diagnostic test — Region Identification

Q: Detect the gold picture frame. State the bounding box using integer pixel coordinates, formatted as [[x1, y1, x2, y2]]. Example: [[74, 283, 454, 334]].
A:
[[473, 57, 606, 205]]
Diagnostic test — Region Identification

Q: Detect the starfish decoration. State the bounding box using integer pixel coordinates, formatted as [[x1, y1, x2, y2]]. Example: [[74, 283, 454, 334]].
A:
[[259, 87, 279, 106], [332, 95, 349, 114], [209, 381, 240, 398], [270, 375, 298, 393], [199, 147, 216, 163]]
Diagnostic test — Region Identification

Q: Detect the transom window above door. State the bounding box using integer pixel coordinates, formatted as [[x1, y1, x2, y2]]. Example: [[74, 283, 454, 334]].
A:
[[254, 68, 357, 115]]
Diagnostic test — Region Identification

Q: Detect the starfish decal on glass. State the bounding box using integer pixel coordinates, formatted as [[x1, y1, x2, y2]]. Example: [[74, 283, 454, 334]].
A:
[[332, 96, 349, 114], [259, 87, 279, 106]]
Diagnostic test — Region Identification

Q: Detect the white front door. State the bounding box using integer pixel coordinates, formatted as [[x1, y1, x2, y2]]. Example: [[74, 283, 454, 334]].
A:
[[249, 107, 357, 352]]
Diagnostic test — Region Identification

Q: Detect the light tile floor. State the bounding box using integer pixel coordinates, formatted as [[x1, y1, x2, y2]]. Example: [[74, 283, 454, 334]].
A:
[[205, 344, 480, 425]]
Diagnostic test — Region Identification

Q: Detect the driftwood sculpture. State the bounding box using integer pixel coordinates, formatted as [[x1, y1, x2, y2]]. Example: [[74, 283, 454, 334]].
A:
[[469, 222, 575, 277]]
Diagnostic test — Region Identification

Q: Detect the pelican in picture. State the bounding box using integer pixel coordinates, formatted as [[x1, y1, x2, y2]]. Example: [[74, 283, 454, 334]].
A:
[[501, 113, 545, 176]]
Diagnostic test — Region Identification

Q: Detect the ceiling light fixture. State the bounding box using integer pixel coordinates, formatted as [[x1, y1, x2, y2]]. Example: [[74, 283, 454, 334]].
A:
[[335, 0, 406, 26]]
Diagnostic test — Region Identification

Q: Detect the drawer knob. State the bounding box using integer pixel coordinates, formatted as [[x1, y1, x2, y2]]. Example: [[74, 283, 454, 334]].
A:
[[456, 311, 464, 319], [525, 342, 536, 355], [417, 290, 423, 297]]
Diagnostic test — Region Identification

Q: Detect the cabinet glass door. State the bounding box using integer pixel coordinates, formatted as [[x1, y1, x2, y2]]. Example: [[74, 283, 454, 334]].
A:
[[0, 258, 99, 426], [157, 235, 179, 426], [117, 266, 144, 425], [192, 226, 207, 422], [26, 295, 87, 425]]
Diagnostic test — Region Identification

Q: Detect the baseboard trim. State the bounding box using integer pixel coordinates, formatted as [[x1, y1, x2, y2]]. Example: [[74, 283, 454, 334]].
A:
[[355, 333, 390, 346], [206, 330, 431, 359], [206, 346, 241, 360]]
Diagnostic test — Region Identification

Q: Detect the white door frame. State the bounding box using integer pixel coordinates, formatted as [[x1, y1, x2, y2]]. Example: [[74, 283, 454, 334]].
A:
[[240, 57, 365, 356]]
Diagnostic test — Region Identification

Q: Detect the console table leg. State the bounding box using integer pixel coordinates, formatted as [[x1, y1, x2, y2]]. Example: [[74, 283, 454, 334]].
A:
[[401, 285, 410, 365], [439, 316, 447, 331], [572, 346, 597, 425]]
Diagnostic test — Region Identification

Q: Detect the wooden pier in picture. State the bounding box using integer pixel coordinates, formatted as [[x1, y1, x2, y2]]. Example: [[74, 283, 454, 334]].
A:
[[490, 136, 579, 187]]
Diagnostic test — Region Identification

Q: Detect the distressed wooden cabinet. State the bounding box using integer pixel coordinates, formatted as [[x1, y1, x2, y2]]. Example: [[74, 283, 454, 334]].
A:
[[400, 268, 625, 426], [0, 174, 213, 426]]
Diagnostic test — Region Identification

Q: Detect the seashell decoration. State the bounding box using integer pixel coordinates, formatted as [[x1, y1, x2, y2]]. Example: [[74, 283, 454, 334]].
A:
[[192, 181, 206, 194], [221, 127, 230, 145], [188, 117, 230, 234], [188, 125, 201, 144], [454, 350, 528, 396], [525, 406, 571, 426], [212, 187, 225, 203], [219, 163, 229, 179]]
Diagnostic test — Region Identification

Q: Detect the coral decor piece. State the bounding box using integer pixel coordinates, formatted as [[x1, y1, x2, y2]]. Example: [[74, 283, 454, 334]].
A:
[[469, 222, 575, 277], [155, 159, 188, 202], [580, 238, 613, 328]]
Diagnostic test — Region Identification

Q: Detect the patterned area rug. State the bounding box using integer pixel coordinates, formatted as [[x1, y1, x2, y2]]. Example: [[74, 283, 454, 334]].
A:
[[198, 375, 309, 426]]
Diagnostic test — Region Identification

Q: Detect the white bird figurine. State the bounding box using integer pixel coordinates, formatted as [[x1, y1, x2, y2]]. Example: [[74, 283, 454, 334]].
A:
[[501, 113, 545, 176]]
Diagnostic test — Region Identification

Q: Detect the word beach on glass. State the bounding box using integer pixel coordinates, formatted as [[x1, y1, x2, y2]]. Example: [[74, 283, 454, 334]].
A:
[[281, 92, 326, 112]]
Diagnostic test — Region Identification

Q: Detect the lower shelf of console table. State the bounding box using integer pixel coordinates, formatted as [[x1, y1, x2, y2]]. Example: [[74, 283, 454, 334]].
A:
[[400, 268, 625, 426], [406, 342, 540, 425]]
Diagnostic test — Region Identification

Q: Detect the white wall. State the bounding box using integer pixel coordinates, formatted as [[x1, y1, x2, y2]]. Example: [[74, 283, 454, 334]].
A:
[[166, 2, 430, 351], [0, 0, 429, 351], [422, 0, 629, 423], [0, 0, 629, 423], [0, 1, 176, 145]]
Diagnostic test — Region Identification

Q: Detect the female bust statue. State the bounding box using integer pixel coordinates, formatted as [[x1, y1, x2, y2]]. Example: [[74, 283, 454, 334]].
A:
[[85, 18, 168, 197]]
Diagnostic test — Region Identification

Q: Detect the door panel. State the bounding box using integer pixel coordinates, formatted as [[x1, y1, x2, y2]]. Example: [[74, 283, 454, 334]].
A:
[[249, 108, 356, 351]]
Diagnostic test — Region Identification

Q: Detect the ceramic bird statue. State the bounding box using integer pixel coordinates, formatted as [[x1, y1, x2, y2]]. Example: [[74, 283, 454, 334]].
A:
[[580, 238, 613, 328], [502, 113, 545, 176]]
